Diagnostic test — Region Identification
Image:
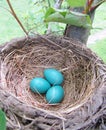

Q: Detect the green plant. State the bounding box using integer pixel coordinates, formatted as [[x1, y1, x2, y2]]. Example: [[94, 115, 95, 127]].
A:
[[44, 0, 105, 28], [6, 0, 105, 35], [88, 38, 106, 63], [0, 0, 106, 44], [0, 110, 6, 130], [44, 7, 91, 28]]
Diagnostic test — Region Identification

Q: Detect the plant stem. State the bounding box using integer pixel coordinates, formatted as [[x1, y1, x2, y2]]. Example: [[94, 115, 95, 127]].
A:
[[6, 0, 28, 36], [90, 0, 105, 13], [84, 0, 94, 14]]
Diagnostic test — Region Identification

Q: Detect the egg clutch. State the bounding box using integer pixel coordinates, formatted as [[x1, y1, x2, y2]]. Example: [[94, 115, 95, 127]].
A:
[[30, 68, 65, 104]]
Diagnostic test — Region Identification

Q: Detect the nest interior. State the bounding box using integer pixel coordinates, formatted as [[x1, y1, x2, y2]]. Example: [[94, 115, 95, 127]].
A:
[[0, 35, 95, 112]]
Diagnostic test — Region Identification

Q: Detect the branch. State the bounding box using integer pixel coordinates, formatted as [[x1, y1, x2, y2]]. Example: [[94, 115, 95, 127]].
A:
[[6, 0, 28, 36], [90, 0, 105, 13], [84, 0, 94, 14], [0, 6, 12, 14], [84, 0, 105, 14]]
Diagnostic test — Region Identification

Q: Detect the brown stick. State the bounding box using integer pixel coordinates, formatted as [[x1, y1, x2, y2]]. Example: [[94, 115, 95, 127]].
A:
[[84, 0, 105, 14], [84, 0, 94, 14], [90, 0, 105, 13], [6, 0, 28, 35]]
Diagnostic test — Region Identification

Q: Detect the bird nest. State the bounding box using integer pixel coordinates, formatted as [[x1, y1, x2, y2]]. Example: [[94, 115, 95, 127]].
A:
[[0, 35, 106, 130]]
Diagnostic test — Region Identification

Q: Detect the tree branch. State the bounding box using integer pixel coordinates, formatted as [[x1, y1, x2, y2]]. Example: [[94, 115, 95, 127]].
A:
[[84, 0, 94, 14], [0, 6, 12, 14], [90, 0, 105, 13], [6, 0, 28, 36]]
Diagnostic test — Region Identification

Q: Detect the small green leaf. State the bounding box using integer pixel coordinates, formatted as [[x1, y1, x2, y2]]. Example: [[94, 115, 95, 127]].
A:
[[45, 7, 56, 19], [60, 11, 67, 17], [44, 8, 92, 28], [67, 0, 86, 7], [0, 110, 6, 130]]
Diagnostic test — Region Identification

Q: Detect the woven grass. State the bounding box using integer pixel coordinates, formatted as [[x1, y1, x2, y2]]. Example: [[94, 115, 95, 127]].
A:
[[0, 35, 106, 130]]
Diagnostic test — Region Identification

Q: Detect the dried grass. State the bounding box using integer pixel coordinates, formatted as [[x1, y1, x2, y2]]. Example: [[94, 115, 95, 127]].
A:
[[0, 35, 106, 130]]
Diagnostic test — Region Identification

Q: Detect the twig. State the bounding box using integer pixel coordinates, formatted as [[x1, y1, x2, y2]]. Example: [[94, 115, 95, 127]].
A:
[[84, 0, 94, 14], [84, 0, 105, 14], [6, 117, 21, 129], [37, 34, 63, 49], [0, 6, 12, 14], [90, 0, 105, 13], [6, 0, 28, 35]]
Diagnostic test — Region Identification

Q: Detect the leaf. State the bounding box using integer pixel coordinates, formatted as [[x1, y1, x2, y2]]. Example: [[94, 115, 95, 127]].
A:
[[59, 11, 67, 17], [44, 8, 92, 28], [45, 7, 56, 19], [45, 8, 67, 18], [67, 0, 87, 7], [0, 110, 6, 130]]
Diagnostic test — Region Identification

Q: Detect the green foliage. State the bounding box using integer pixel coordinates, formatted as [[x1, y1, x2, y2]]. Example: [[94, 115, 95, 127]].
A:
[[67, 0, 87, 7], [0, 0, 106, 45], [88, 38, 106, 63], [44, 7, 91, 28], [0, 110, 6, 130], [90, 2, 106, 34], [22, 0, 48, 33]]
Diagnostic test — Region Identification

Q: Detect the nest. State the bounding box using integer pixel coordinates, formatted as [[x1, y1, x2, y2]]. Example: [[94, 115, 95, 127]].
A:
[[0, 35, 106, 130]]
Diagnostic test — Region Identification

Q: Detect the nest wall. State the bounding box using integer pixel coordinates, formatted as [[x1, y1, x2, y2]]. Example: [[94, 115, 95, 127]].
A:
[[0, 35, 106, 130]]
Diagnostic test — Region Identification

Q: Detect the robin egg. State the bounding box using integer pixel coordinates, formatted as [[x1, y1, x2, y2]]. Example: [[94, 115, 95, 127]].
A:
[[46, 85, 64, 104], [30, 77, 51, 94], [44, 68, 64, 85]]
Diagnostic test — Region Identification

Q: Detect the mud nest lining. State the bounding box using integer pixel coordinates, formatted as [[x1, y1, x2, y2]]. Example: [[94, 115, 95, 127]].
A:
[[0, 35, 106, 130]]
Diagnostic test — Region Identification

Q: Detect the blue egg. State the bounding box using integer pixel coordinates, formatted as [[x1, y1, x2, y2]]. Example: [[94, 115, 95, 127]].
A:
[[44, 68, 64, 85], [46, 85, 64, 104], [30, 77, 51, 94]]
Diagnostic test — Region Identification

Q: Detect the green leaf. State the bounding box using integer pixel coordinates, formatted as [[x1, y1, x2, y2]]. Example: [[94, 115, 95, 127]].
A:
[[67, 0, 87, 7], [44, 8, 92, 28], [0, 110, 6, 130], [59, 11, 67, 17], [45, 7, 56, 19]]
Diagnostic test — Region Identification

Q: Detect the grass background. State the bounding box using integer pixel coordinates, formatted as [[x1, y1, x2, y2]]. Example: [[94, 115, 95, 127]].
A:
[[0, 1, 106, 62], [87, 2, 106, 63], [0, 0, 29, 43], [88, 38, 106, 62]]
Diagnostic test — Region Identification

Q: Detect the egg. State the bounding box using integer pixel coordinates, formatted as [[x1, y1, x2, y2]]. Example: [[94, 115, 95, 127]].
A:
[[44, 68, 64, 85], [46, 85, 64, 104], [30, 77, 51, 94]]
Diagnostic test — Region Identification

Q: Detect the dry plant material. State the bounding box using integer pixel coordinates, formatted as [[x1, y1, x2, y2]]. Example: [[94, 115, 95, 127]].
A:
[[0, 36, 106, 130]]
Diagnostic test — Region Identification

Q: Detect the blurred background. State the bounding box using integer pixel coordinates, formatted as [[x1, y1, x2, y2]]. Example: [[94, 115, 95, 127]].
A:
[[0, 0, 106, 62]]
